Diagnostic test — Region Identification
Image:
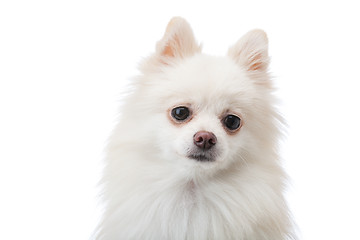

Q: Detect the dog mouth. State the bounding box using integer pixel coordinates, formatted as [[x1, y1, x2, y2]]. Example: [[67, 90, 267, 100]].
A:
[[187, 152, 215, 162]]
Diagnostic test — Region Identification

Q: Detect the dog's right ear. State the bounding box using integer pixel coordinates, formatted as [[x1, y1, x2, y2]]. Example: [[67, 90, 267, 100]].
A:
[[155, 17, 201, 63]]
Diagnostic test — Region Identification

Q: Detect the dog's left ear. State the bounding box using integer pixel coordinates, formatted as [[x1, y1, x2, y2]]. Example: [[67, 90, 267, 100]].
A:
[[156, 17, 201, 62], [228, 29, 269, 74]]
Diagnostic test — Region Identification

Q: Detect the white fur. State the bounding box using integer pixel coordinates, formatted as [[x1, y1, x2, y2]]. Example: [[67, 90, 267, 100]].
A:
[[94, 17, 295, 240]]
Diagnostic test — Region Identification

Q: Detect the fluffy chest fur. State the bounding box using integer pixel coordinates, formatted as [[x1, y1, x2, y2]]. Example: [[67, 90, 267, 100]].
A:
[[96, 145, 290, 240]]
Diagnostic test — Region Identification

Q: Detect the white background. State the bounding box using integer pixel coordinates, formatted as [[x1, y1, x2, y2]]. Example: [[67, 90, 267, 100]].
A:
[[1, 1, 359, 239]]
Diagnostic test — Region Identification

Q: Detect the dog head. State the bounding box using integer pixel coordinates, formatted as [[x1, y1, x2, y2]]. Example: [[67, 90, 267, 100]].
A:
[[129, 17, 278, 176]]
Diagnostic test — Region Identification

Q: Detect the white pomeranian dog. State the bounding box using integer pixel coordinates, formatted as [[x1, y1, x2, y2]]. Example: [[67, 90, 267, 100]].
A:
[[94, 17, 295, 240]]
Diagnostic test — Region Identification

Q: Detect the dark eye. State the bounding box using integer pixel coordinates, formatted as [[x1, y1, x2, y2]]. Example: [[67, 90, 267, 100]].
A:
[[223, 114, 241, 131], [171, 106, 190, 121]]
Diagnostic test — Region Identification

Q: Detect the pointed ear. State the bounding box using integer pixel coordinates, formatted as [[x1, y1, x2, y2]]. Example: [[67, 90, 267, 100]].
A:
[[228, 29, 269, 73], [156, 17, 201, 61]]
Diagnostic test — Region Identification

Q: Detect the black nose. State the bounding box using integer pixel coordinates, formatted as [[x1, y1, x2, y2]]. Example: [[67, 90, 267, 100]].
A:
[[193, 131, 217, 150]]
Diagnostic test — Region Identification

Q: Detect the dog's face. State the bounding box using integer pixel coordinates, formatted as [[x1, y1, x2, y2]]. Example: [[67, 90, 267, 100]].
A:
[[154, 56, 256, 173], [132, 18, 273, 176]]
